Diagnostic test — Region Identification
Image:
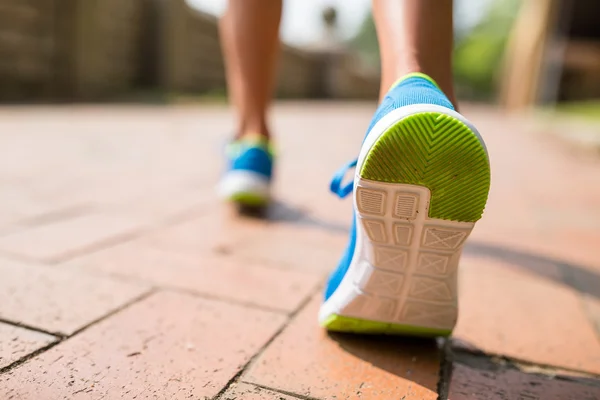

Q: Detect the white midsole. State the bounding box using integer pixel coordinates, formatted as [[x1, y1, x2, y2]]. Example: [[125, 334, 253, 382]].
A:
[[219, 170, 270, 199], [319, 104, 486, 330]]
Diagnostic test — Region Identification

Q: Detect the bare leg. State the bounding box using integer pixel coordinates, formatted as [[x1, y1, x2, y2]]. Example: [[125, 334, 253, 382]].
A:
[[219, 0, 282, 139], [372, 0, 457, 106]]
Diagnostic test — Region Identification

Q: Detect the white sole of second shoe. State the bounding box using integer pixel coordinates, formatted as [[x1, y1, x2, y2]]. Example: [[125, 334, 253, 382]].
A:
[[219, 170, 270, 204]]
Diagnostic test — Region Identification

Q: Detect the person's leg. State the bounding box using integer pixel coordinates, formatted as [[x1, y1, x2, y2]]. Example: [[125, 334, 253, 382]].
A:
[[320, 0, 491, 336], [373, 0, 457, 106], [218, 0, 281, 206], [219, 0, 282, 139]]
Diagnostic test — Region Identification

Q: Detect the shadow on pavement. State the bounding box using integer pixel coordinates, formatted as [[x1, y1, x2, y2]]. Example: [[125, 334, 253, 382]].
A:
[[240, 201, 600, 299], [238, 199, 351, 234], [328, 332, 441, 391], [242, 201, 600, 300], [465, 241, 600, 300]]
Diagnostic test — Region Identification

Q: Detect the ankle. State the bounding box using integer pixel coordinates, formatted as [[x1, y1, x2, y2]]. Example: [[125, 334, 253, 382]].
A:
[[236, 120, 271, 141], [382, 69, 458, 110], [236, 130, 270, 142]]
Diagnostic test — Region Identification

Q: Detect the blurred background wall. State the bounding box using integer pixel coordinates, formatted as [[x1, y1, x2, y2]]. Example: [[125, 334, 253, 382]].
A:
[[0, 0, 378, 102], [0, 0, 599, 112]]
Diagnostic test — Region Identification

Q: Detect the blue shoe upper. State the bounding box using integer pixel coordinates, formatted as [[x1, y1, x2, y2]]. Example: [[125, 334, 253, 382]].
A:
[[225, 138, 274, 180], [324, 74, 455, 301], [366, 74, 455, 134]]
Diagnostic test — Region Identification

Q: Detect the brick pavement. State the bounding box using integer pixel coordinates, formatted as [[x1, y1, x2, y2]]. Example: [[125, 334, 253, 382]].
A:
[[0, 103, 599, 399]]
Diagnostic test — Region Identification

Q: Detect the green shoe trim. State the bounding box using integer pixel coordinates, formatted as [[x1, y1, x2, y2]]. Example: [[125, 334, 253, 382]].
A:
[[322, 314, 452, 337], [390, 72, 441, 91], [228, 192, 268, 207], [360, 112, 490, 222], [227, 135, 276, 158]]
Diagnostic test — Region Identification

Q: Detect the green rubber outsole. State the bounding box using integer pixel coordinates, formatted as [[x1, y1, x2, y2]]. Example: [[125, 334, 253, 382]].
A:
[[360, 111, 490, 223], [228, 192, 269, 207], [322, 314, 452, 337]]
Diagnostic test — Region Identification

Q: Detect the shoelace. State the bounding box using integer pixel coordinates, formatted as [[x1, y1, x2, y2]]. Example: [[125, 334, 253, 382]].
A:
[[329, 159, 357, 198]]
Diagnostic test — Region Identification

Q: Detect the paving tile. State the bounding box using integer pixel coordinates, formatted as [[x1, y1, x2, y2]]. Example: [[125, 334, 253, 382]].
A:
[[0, 291, 286, 400], [0, 260, 149, 335], [68, 241, 322, 312], [470, 220, 600, 290], [0, 186, 80, 228], [0, 323, 57, 369], [462, 239, 566, 285], [243, 295, 441, 400], [448, 362, 600, 400], [234, 224, 347, 273], [547, 227, 600, 279], [32, 177, 179, 213], [104, 186, 213, 220], [271, 174, 354, 220], [583, 295, 600, 339], [221, 382, 299, 400], [139, 208, 348, 274], [140, 212, 269, 256], [0, 214, 144, 263], [454, 257, 600, 374]]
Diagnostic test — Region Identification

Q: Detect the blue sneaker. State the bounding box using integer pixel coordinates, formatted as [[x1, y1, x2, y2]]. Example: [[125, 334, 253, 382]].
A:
[[219, 136, 274, 206], [319, 73, 491, 336]]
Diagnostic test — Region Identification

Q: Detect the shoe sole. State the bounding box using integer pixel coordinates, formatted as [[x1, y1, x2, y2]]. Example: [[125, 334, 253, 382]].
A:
[[219, 170, 270, 206], [319, 104, 491, 337]]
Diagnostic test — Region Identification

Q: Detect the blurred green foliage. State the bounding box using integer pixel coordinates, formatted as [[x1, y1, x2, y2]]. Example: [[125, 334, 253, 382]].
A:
[[453, 0, 521, 100], [553, 101, 600, 121], [350, 0, 522, 101], [350, 11, 379, 69]]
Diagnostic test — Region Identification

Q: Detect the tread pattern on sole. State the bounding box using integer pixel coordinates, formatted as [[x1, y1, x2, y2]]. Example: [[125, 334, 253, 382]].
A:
[[359, 112, 490, 222], [324, 111, 491, 336], [330, 181, 466, 333]]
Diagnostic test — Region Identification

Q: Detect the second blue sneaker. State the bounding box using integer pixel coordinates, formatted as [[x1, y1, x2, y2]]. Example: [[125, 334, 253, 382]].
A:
[[219, 136, 274, 206], [319, 73, 491, 336]]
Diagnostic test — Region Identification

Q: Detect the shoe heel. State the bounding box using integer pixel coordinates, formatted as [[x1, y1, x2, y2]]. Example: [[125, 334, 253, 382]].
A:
[[321, 107, 490, 336]]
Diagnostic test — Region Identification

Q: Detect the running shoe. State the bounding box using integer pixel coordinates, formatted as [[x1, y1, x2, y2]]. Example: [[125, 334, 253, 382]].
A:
[[319, 73, 491, 336]]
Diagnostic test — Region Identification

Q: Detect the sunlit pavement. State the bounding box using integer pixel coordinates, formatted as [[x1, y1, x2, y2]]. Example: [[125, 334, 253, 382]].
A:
[[0, 103, 599, 399]]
